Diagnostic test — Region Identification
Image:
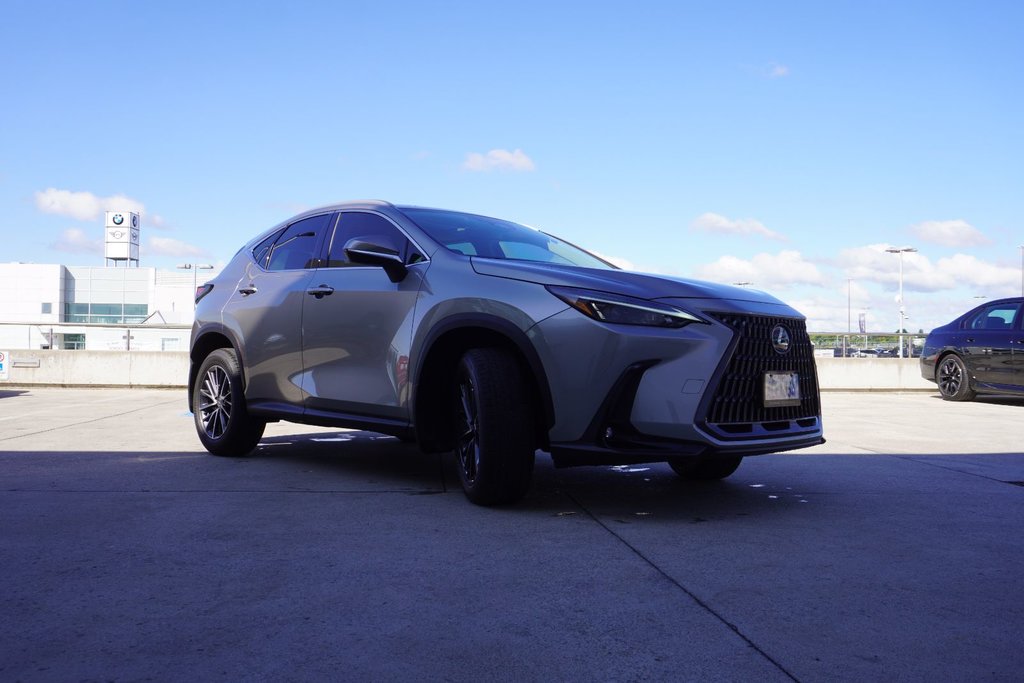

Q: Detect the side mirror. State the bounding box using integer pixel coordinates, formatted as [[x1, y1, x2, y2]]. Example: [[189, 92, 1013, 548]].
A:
[[344, 236, 408, 283]]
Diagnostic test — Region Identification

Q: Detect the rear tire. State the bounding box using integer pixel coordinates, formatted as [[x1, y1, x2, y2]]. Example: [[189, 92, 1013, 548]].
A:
[[670, 455, 743, 480], [453, 348, 535, 505], [936, 354, 976, 401], [193, 348, 265, 456]]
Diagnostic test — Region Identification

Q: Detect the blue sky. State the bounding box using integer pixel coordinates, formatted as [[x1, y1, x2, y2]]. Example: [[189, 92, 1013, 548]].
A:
[[2, 1, 1021, 331]]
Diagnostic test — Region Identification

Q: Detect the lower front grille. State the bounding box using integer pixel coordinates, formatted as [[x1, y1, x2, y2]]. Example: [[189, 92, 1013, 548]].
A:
[[703, 313, 821, 428]]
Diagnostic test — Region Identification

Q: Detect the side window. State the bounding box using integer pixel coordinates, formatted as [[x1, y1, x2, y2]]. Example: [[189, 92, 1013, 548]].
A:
[[266, 214, 333, 271], [326, 212, 423, 267], [966, 304, 1021, 330], [252, 229, 283, 268]]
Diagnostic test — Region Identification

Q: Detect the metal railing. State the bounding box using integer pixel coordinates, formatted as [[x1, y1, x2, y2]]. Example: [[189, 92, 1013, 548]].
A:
[[0, 321, 192, 352]]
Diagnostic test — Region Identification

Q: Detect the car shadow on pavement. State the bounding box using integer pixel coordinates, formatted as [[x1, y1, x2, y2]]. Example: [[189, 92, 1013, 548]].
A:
[[253, 429, 810, 518], [926, 394, 1024, 407], [253, 430, 445, 491], [0, 390, 29, 399]]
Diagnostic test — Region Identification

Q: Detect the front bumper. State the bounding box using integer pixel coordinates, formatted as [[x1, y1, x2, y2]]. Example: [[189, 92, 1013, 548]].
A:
[[534, 303, 824, 468]]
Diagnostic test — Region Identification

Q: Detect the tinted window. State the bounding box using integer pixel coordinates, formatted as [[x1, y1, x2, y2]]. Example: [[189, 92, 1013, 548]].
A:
[[966, 303, 1021, 330], [326, 212, 422, 267], [252, 229, 283, 268], [266, 214, 333, 271], [401, 207, 613, 269]]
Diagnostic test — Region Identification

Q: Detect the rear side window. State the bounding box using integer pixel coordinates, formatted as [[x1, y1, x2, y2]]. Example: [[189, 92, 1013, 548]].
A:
[[966, 303, 1021, 330], [265, 213, 333, 271], [252, 229, 283, 268]]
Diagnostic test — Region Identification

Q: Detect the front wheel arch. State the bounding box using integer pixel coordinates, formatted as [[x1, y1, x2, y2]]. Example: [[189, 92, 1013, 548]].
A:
[[413, 320, 552, 453]]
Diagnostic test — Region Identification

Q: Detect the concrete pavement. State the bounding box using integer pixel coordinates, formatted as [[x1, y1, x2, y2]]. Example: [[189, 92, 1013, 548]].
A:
[[1, 388, 1022, 681]]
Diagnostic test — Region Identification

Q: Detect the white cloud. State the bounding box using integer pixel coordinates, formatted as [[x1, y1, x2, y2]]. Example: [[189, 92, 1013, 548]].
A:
[[690, 212, 786, 241], [462, 148, 536, 172], [692, 250, 826, 288], [35, 188, 147, 222], [909, 219, 990, 248], [838, 244, 1019, 295], [51, 228, 103, 254], [766, 62, 790, 78], [147, 236, 206, 258]]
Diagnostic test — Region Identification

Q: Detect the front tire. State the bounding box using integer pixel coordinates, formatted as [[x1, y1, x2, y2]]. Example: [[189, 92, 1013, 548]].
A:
[[936, 354, 976, 402], [453, 348, 535, 505], [670, 455, 743, 480], [193, 348, 266, 456]]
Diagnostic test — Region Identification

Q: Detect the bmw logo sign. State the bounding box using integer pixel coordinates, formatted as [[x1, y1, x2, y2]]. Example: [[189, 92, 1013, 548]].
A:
[[771, 325, 791, 354], [131, 214, 138, 228], [112, 213, 124, 225]]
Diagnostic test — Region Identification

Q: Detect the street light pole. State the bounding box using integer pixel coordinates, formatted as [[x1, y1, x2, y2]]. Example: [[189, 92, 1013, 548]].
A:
[[1019, 245, 1023, 297], [885, 247, 917, 358]]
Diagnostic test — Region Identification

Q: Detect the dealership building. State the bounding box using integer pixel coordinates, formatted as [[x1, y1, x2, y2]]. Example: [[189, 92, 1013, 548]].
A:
[[0, 211, 216, 352]]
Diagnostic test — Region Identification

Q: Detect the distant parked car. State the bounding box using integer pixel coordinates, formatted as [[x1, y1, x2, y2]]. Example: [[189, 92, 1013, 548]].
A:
[[920, 298, 1024, 401]]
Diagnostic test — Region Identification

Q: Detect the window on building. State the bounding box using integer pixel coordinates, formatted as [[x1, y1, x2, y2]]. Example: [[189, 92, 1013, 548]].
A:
[[41, 302, 52, 314], [63, 334, 86, 350]]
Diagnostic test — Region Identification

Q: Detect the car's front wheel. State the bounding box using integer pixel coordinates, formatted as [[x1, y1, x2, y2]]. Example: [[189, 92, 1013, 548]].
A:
[[193, 348, 266, 455], [453, 348, 535, 505], [670, 455, 743, 480], [936, 354, 976, 401]]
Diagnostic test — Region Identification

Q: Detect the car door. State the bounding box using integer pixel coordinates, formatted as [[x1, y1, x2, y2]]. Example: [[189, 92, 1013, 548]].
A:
[[961, 302, 1021, 388], [299, 210, 427, 420], [226, 212, 333, 409]]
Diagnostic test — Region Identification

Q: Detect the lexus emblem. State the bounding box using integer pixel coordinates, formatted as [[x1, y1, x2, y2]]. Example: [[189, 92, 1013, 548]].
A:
[[771, 325, 791, 354]]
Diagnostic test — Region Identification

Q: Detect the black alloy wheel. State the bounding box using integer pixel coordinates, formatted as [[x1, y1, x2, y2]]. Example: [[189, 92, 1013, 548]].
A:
[[936, 354, 977, 402], [453, 348, 535, 505], [670, 455, 743, 480]]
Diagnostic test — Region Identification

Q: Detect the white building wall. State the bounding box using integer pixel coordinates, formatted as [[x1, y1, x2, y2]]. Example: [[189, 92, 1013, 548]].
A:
[[0, 264, 65, 324], [0, 262, 212, 350]]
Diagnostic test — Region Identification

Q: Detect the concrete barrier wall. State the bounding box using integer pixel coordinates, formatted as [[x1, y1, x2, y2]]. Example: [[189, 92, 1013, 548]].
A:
[[0, 349, 936, 392], [0, 350, 189, 387]]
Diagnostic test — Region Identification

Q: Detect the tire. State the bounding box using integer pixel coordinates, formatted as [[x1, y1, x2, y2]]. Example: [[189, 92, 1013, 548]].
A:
[[453, 348, 536, 505], [670, 455, 743, 480], [193, 348, 266, 456], [936, 354, 976, 402]]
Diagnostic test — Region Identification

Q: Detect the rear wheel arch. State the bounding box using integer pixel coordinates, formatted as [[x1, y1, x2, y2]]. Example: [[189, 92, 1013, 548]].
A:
[[188, 329, 238, 412], [935, 351, 977, 401], [413, 317, 553, 453]]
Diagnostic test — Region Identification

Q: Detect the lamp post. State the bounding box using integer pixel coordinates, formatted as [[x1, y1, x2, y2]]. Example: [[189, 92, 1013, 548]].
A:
[[1019, 245, 1023, 297], [177, 263, 214, 309], [885, 247, 917, 358]]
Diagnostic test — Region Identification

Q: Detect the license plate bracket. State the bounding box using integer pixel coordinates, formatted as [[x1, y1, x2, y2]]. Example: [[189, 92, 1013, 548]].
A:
[[764, 371, 801, 407]]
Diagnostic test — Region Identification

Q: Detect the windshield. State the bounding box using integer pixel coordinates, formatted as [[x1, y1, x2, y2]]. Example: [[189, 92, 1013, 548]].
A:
[[399, 207, 615, 270]]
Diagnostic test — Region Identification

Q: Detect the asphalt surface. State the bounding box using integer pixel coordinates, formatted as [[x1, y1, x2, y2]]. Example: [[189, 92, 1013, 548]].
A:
[[1, 387, 1022, 682]]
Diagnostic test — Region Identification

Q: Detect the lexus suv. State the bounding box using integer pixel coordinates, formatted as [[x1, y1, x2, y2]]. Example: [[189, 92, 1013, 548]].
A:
[[188, 201, 824, 505]]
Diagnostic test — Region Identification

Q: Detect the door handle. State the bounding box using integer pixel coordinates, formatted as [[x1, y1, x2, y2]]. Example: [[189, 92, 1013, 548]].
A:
[[306, 285, 334, 299], [965, 338, 974, 343], [238, 285, 257, 296]]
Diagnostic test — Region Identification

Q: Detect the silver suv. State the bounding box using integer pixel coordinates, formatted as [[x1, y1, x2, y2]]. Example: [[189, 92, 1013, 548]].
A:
[[189, 201, 823, 505]]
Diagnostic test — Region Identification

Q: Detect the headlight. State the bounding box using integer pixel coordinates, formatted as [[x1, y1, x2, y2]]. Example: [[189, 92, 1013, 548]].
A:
[[546, 286, 706, 328]]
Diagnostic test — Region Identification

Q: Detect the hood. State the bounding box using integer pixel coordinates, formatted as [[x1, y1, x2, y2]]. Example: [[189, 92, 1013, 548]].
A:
[[471, 257, 784, 306]]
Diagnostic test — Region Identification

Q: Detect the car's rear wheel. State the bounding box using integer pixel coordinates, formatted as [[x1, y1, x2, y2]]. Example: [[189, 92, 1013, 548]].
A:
[[937, 354, 976, 401], [670, 455, 743, 480], [193, 348, 266, 455], [453, 348, 535, 505]]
